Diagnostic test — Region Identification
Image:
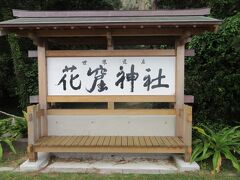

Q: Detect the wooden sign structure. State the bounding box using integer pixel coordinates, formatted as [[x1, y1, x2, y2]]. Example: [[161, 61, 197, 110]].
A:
[[0, 8, 221, 162]]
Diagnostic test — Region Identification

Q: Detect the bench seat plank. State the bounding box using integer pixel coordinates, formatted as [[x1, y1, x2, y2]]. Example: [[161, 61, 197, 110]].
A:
[[33, 136, 185, 153]]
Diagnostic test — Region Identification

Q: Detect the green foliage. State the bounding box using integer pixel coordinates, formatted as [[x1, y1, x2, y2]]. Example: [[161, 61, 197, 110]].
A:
[[0, 119, 18, 159], [186, 12, 240, 126], [191, 125, 240, 173], [209, 0, 240, 19], [0, 53, 16, 98], [1, 0, 122, 11], [156, 0, 207, 9], [0, 0, 122, 109], [156, 0, 240, 19], [7, 35, 38, 109], [0, 111, 27, 159]]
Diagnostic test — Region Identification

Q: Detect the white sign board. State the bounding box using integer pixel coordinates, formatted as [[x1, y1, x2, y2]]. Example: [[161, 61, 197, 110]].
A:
[[47, 57, 175, 95]]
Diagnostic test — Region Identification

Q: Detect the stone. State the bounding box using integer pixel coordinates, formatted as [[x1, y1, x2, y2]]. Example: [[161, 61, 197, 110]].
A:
[[0, 167, 15, 171], [43, 156, 178, 174], [173, 155, 200, 172], [19, 152, 49, 171]]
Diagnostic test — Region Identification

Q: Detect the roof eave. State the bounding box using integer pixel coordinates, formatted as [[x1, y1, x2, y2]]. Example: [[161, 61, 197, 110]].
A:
[[0, 21, 222, 29]]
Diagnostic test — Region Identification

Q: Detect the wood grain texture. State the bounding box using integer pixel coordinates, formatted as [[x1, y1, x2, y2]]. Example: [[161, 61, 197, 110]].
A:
[[33, 136, 185, 153], [175, 38, 185, 137], [34, 146, 185, 153], [47, 95, 175, 102], [46, 49, 175, 57], [47, 109, 176, 115], [16, 28, 215, 37], [183, 105, 192, 146], [33, 95, 194, 103], [29, 49, 195, 58], [38, 41, 48, 136], [27, 105, 42, 145]]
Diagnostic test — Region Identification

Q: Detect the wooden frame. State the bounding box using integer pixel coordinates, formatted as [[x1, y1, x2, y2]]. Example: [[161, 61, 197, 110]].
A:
[[30, 95, 194, 103], [46, 49, 175, 57], [38, 41, 48, 136], [47, 95, 176, 103], [34, 146, 185, 153], [28, 104, 192, 160], [47, 109, 176, 116], [183, 105, 193, 161], [175, 38, 185, 137], [15, 27, 215, 37], [27, 28, 193, 163], [27, 105, 42, 162], [29, 49, 196, 58], [27, 36, 193, 162]]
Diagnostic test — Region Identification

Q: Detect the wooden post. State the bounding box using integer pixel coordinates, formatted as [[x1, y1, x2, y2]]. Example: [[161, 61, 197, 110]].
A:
[[27, 105, 38, 162], [36, 104, 42, 140], [27, 144, 37, 162], [38, 40, 48, 136], [107, 31, 115, 110], [175, 38, 185, 137], [183, 105, 192, 162]]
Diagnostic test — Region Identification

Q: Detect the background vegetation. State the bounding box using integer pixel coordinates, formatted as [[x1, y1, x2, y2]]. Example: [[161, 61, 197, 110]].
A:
[[0, 0, 239, 128]]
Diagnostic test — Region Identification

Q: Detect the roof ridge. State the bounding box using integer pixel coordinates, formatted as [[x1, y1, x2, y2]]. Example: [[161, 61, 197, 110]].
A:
[[12, 8, 211, 18]]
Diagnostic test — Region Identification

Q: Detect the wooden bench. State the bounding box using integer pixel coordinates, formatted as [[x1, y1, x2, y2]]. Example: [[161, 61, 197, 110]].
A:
[[27, 104, 192, 162]]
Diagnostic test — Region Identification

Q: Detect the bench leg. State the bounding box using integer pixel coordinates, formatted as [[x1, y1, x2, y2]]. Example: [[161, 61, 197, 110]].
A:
[[184, 146, 192, 162], [27, 144, 38, 162]]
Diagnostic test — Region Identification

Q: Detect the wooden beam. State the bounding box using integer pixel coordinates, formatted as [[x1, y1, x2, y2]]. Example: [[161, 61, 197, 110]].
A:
[[185, 49, 195, 57], [28, 32, 41, 46], [29, 49, 195, 58], [46, 36, 175, 46], [175, 38, 185, 137], [16, 27, 212, 37], [28, 50, 38, 58], [183, 105, 192, 162], [46, 49, 175, 57], [27, 105, 35, 145], [113, 36, 175, 46], [47, 109, 176, 116], [46, 95, 176, 103], [26, 104, 41, 162], [38, 40, 48, 136], [30, 95, 39, 103], [184, 95, 194, 103], [34, 145, 185, 153], [27, 104, 41, 145], [106, 31, 114, 110], [27, 144, 38, 162], [183, 105, 192, 146], [47, 37, 107, 46], [31, 95, 194, 103], [107, 31, 113, 50]]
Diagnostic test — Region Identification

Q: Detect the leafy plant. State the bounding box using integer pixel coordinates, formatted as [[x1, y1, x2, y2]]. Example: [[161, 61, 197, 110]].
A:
[[0, 111, 27, 159], [0, 118, 18, 159], [191, 125, 240, 173]]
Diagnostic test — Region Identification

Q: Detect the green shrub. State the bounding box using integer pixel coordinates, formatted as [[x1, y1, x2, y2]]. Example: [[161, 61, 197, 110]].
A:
[[191, 125, 240, 173], [186, 12, 240, 127], [0, 112, 27, 159], [0, 118, 18, 159]]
